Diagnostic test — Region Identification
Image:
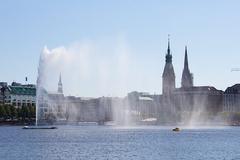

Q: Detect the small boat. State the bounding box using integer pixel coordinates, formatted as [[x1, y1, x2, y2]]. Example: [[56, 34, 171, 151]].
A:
[[22, 126, 57, 129], [172, 127, 180, 132]]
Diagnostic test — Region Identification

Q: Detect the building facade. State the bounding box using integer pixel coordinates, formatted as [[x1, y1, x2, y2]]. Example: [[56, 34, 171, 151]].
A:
[[223, 84, 240, 112], [159, 39, 223, 123], [0, 82, 36, 108], [162, 38, 176, 96]]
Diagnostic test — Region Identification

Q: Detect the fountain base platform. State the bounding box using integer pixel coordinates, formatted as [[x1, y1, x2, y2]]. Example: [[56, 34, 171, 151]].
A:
[[22, 126, 57, 129]]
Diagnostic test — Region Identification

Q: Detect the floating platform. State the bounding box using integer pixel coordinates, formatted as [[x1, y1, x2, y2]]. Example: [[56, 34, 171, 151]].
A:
[[22, 126, 57, 129]]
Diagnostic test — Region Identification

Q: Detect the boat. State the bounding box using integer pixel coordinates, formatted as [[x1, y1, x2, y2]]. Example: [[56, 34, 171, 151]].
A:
[[172, 127, 180, 132], [22, 126, 57, 129]]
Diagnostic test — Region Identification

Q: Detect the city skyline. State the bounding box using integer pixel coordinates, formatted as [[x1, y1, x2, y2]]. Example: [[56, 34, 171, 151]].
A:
[[1, 2, 240, 160], [1, 1, 240, 97]]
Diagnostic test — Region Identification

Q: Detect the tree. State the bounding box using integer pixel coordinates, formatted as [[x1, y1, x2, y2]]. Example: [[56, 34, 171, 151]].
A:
[[21, 106, 26, 121], [10, 105, 17, 120], [26, 106, 31, 119], [0, 105, 6, 120], [29, 105, 36, 119], [4, 105, 10, 120], [16, 107, 21, 120], [0, 87, 6, 105]]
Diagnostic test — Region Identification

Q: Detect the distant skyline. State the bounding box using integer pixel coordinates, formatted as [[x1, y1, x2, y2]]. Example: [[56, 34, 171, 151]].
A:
[[1, 1, 240, 97]]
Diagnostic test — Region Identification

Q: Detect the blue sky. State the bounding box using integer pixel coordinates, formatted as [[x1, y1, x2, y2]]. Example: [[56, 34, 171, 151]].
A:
[[0, 0, 240, 97]]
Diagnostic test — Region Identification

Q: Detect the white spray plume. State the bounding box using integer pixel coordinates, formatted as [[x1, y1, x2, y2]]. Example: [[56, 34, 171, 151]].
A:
[[38, 36, 140, 97]]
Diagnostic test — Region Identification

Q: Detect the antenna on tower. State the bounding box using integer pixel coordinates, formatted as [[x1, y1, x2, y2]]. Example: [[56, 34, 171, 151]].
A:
[[25, 77, 28, 84]]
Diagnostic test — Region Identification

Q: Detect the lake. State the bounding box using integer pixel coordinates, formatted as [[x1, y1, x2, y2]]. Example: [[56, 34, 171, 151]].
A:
[[0, 126, 239, 160]]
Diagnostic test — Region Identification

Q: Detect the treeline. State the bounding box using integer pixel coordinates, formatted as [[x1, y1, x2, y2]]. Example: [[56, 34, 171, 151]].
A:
[[0, 104, 35, 123]]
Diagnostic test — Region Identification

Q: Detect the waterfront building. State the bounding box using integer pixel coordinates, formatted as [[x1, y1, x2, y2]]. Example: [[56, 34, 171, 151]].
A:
[[161, 38, 176, 122], [47, 74, 65, 119], [0, 82, 36, 108], [39, 74, 105, 123], [162, 38, 175, 96], [0, 82, 10, 104], [9, 82, 36, 108], [99, 97, 113, 121], [39, 74, 66, 122], [174, 86, 223, 122], [120, 39, 224, 124], [65, 96, 105, 123], [127, 91, 157, 121], [159, 40, 224, 123], [223, 84, 240, 112], [174, 46, 223, 120]]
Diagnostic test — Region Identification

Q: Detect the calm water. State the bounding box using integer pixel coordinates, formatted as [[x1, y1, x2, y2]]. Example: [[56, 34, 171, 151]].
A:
[[0, 126, 240, 160]]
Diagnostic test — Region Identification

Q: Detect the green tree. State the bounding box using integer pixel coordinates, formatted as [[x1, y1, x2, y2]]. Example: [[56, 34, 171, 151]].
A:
[[0, 87, 6, 105], [29, 105, 36, 119], [21, 106, 27, 122], [4, 105, 10, 120], [0, 105, 6, 120], [16, 107, 21, 120], [10, 105, 17, 120], [26, 106, 31, 119], [22, 106, 31, 122]]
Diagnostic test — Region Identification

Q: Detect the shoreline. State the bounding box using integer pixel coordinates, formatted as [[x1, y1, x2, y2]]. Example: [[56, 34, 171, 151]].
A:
[[0, 121, 239, 127]]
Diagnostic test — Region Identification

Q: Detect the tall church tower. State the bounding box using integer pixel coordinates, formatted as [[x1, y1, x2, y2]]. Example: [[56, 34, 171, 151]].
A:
[[58, 73, 63, 94], [181, 46, 193, 88], [162, 37, 176, 95]]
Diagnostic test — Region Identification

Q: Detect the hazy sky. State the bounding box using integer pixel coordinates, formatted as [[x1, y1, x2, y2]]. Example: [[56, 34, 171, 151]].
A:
[[1, 0, 240, 97]]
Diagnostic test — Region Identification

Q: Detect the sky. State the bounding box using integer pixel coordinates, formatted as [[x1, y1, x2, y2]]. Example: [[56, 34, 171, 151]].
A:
[[0, 0, 240, 97]]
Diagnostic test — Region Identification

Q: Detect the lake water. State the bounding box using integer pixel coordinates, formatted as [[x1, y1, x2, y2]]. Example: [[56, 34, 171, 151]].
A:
[[0, 125, 240, 160]]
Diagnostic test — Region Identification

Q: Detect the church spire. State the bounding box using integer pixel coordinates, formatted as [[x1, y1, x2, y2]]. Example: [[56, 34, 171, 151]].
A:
[[58, 73, 63, 94], [166, 35, 172, 63], [181, 46, 193, 88], [167, 35, 170, 55], [184, 46, 189, 70], [59, 73, 62, 84], [162, 35, 175, 95]]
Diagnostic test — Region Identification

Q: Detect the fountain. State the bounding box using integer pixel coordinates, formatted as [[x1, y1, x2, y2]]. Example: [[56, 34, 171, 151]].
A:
[[23, 47, 57, 129], [111, 97, 134, 126]]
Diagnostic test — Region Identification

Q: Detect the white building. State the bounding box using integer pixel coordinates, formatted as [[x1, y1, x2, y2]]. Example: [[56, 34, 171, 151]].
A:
[[0, 82, 36, 108]]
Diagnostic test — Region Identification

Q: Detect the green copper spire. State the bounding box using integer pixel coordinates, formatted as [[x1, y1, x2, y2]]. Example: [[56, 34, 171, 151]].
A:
[[162, 35, 176, 95], [167, 35, 170, 54], [166, 35, 172, 63]]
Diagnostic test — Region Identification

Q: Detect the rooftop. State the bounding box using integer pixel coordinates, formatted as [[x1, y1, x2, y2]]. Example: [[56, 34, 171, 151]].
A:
[[9, 85, 36, 96], [225, 84, 240, 94]]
